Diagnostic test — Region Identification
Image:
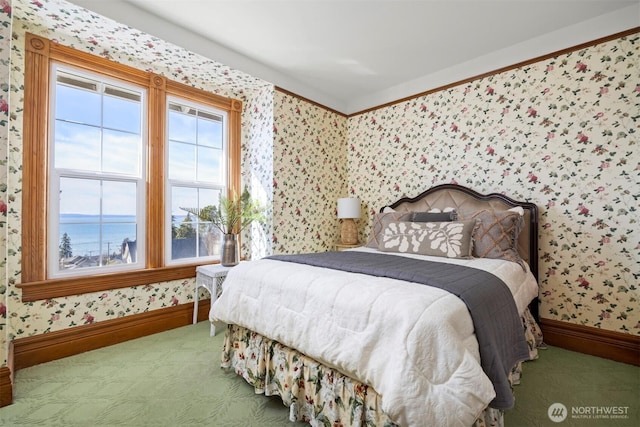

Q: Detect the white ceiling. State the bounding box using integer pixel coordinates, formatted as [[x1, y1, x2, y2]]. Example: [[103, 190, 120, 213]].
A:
[[70, 0, 638, 114]]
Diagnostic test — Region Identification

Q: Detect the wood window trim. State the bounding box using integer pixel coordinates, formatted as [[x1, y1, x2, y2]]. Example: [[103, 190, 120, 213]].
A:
[[17, 33, 242, 302]]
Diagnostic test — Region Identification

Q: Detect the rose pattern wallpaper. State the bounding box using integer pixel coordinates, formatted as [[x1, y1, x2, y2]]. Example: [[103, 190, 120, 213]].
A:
[[348, 34, 639, 336], [239, 84, 275, 260], [0, 0, 637, 373], [0, 0, 276, 367], [0, 0, 11, 367], [272, 91, 348, 254]]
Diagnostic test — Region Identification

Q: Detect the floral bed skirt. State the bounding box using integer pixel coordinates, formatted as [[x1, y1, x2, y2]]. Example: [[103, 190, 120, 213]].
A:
[[220, 309, 543, 427]]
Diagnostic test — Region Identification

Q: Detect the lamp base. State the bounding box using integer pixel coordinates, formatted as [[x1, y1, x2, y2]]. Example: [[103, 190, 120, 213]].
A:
[[340, 219, 358, 245]]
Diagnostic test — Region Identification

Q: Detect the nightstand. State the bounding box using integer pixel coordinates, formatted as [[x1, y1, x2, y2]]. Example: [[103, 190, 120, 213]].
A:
[[194, 263, 232, 336], [335, 243, 360, 251]]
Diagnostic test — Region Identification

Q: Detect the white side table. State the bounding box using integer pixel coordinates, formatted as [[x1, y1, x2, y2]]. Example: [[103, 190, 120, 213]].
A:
[[194, 264, 232, 336]]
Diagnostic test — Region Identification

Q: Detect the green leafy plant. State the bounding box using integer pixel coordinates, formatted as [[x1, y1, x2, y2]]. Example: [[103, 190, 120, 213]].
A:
[[180, 188, 264, 235]]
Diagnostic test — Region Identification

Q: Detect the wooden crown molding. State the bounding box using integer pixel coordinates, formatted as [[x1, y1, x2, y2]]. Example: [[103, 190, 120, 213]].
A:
[[277, 27, 639, 117], [275, 86, 347, 118]]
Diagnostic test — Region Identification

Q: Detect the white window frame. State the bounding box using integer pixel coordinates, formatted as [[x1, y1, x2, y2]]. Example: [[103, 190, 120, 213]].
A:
[[164, 96, 229, 265], [47, 63, 147, 278]]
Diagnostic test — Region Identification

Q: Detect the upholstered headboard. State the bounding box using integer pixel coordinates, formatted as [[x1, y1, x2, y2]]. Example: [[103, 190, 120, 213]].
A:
[[382, 184, 539, 282]]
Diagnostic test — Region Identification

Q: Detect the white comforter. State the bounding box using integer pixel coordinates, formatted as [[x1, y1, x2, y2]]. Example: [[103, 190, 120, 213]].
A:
[[210, 248, 538, 427]]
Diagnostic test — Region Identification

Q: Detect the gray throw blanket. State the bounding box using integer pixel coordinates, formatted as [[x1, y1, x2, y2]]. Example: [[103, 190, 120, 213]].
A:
[[267, 250, 530, 409]]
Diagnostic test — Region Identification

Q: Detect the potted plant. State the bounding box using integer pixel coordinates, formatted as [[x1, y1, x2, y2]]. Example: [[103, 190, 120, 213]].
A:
[[181, 188, 264, 266]]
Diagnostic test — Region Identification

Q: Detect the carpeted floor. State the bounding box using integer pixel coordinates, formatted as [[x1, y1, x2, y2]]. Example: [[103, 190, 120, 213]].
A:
[[1, 321, 638, 426]]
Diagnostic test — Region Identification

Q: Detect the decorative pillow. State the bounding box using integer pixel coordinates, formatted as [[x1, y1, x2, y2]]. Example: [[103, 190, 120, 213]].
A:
[[412, 210, 457, 222], [508, 206, 524, 216], [426, 207, 457, 213], [366, 211, 414, 248], [459, 209, 524, 265], [377, 220, 477, 259]]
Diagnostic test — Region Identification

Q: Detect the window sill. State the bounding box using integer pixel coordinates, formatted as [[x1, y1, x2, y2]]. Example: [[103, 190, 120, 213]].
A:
[[16, 263, 211, 302]]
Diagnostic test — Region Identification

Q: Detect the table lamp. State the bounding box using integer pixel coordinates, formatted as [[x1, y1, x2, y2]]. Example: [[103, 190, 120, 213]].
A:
[[337, 197, 360, 245]]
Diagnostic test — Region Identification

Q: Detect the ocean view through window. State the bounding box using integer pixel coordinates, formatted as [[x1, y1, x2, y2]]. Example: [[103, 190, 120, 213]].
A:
[[49, 66, 146, 276], [59, 214, 136, 263], [20, 33, 242, 299]]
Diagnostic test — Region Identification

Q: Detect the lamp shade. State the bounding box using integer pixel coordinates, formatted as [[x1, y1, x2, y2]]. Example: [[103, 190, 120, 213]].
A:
[[337, 197, 360, 219]]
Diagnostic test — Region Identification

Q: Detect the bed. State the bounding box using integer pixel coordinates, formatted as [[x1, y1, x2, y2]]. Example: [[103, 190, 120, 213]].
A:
[[210, 184, 543, 427]]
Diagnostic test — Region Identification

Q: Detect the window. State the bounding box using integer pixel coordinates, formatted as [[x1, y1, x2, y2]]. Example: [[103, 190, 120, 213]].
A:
[[49, 67, 146, 277], [166, 99, 227, 263], [19, 33, 242, 301]]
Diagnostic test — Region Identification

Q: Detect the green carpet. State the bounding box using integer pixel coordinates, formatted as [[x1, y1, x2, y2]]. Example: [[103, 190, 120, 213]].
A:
[[1, 321, 637, 426]]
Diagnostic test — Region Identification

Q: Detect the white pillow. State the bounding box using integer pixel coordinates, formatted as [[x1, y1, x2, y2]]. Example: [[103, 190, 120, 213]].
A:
[[508, 206, 524, 216], [428, 207, 456, 213]]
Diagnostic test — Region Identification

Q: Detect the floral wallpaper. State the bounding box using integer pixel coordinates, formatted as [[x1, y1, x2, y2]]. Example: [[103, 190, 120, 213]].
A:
[[241, 85, 275, 259], [0, 0, 11, 368], [272, 91, 348, 254], [0, 0, 274, 367], [0, 0, 637, 375], [348, 33, 639, 335]]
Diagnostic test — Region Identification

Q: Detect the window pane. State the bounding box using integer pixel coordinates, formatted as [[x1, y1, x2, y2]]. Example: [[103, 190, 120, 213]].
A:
[[171, 186, 198, 260], [168, 140, 196, 180], [171, 186, 197, 223], [168, 109, 196, 143], [197, 114, 223, 148], [103, 92, 141, 134], [102, 181, 137, 217], [198, 188, 219, 212], [55, 78, 101, 126], [59, 222, 100, 259], [59, 177, 100, 216], [198, 186, 222, 258], [196, 146, 222, 183], [57, 177, 139, 272], [168, 102, 224, 184], [103, 129, 141, 175], [58, 222, 137, 269], [54, 70, 143, 177], [171, 186, 220, 220], [170, 186, 221, 260], [54, 121, 101, 170], [103, 223, 137, 263]]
